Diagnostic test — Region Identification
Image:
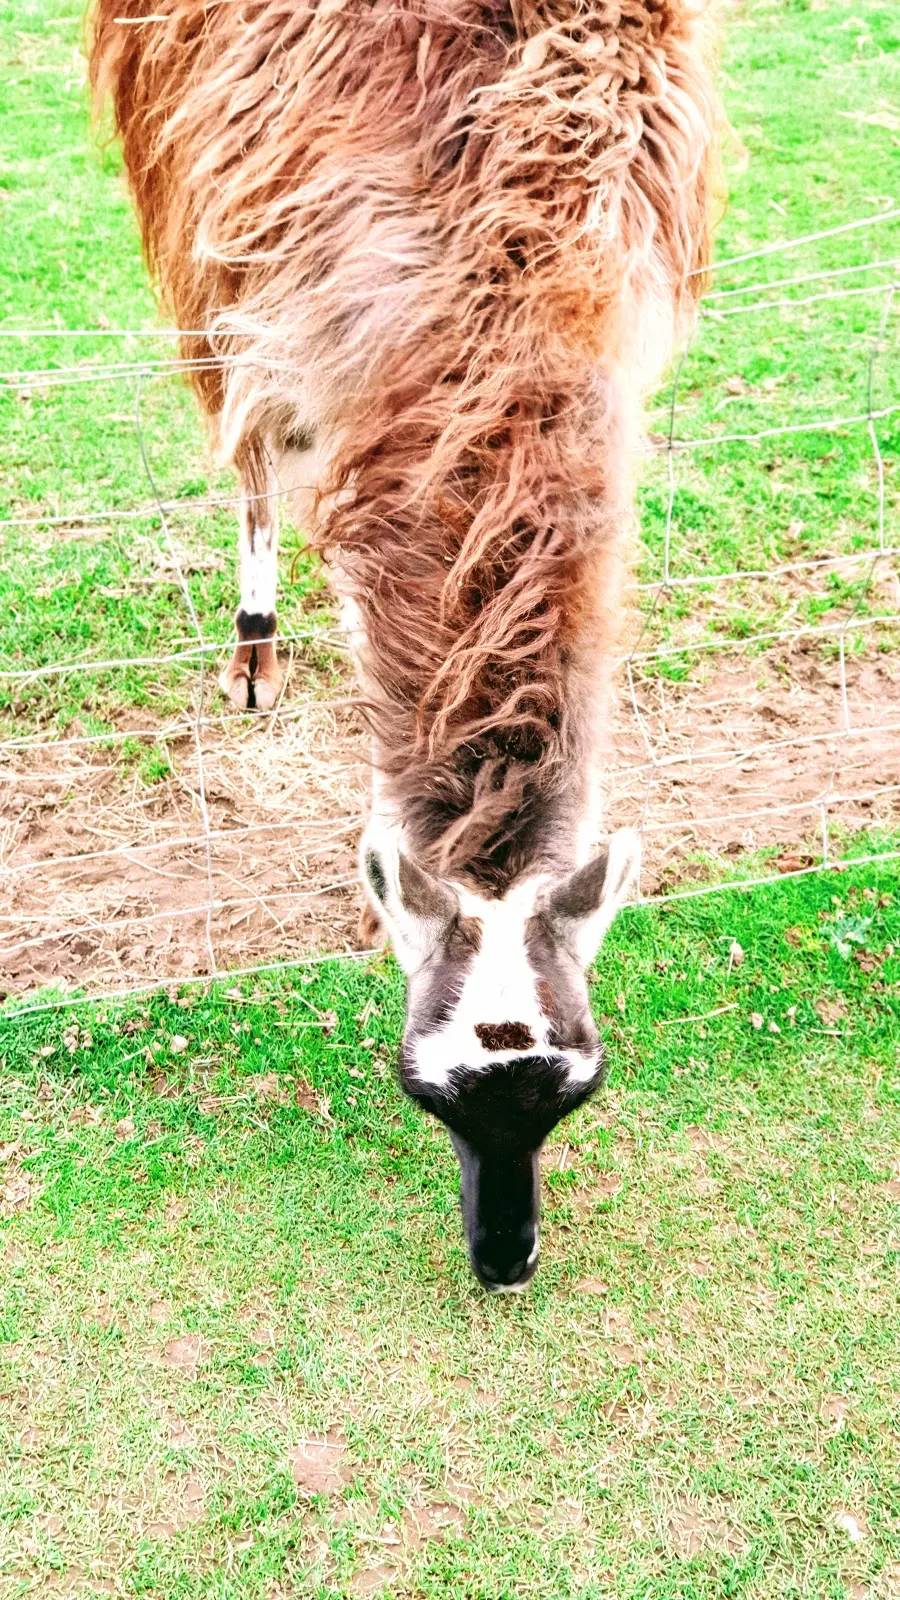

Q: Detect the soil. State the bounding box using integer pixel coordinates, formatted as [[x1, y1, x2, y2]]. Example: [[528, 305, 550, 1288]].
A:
[[0, 694, 369, 998], [607, 634, 900, 885], [1, 629, 897, 1000]]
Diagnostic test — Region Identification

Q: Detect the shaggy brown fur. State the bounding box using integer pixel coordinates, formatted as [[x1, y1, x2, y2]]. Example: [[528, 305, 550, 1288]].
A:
[[90, 0, 715, 891]]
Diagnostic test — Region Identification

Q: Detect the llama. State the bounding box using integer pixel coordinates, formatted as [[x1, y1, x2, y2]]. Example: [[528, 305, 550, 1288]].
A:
[[91, 0, 715, 1289]]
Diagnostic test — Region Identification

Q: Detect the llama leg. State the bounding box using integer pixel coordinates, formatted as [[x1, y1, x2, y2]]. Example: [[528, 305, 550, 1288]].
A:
[[219, 455, 283, 712]]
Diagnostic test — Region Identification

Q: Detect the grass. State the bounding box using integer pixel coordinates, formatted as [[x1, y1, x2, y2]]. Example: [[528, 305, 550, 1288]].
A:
[[1, 0, 899, 1594], [1, 863, 899, 1597]]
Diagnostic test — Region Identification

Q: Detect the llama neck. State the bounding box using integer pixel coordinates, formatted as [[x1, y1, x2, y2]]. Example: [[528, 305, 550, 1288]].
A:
[[334, 385, 626, 894], [394, 743, 600, 894]]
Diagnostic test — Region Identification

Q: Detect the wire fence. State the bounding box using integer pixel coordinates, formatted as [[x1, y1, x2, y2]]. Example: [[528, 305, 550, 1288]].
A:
[[0, 207, 898, 1016]]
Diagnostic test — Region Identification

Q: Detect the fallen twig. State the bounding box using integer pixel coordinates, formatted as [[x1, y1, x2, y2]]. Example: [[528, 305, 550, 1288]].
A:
[[658, 1002, 740, 1027]]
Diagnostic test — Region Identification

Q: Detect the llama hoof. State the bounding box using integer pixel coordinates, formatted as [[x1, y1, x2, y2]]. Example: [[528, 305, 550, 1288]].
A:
[[251, 668, 282, 713], [219, 636, 282, 712], [219, 659, 251, 710]]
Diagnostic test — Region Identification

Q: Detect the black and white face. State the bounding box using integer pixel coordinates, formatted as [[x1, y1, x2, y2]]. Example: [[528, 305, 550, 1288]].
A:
[[362, 827, 641, 1292]]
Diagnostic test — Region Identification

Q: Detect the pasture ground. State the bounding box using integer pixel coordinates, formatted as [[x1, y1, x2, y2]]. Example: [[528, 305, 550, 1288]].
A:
[[1, 0, 899, 1595], [1, 868, 899, 1598]]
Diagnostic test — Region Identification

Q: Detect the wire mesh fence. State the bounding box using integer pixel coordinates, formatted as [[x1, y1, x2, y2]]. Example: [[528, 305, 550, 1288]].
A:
[[0, 206, 898, 1013]]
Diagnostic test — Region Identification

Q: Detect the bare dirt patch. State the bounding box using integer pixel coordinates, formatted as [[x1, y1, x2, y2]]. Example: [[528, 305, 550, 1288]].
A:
[[1, 625, 897, 1000], [288, 1434, 349, 1495], [668, 1501, 746, 1559], [348, 1566, 399, 1597], [0, 694, 368, 997], [161, 1334, 204, 1373], [607, 634, 900, 884]]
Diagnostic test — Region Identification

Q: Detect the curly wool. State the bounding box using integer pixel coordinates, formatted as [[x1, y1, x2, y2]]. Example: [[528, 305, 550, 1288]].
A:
[[91, 0, 716, 888]]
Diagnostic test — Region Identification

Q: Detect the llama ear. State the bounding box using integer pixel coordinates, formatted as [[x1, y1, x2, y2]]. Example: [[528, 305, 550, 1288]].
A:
[[543, 829, 641, 967], [360, 827, 459, 974]]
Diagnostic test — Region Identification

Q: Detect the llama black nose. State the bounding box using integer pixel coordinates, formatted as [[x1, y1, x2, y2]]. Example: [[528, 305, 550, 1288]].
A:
[[472, 1234, 539, 1293], [448, 1132, 542, 1293]]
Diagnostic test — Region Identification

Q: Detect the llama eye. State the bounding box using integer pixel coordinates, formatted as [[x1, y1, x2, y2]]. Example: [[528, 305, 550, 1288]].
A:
[[474, 1022, 535, 1052]]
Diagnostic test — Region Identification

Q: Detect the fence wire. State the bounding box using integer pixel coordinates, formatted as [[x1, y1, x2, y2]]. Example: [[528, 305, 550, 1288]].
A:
[[2, 401, 898, 534], [0, 206, 898, 1015]]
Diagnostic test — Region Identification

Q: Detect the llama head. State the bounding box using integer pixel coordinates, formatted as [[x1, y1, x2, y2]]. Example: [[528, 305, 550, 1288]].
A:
[[361, 825, 640, 1291]]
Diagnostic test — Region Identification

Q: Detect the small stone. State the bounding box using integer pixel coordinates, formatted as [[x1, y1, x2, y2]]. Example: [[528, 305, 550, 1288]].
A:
[[834, 1508, 867, 1543]]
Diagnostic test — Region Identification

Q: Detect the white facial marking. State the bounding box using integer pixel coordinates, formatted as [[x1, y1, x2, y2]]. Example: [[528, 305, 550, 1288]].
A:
[[277, 434, 326, 536], [410, 879, 596, 1091], [562, 1049, 604, 1087]]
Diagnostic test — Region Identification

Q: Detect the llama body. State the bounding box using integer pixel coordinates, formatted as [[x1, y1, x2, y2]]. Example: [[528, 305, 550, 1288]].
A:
[[91, 0, 714, 1287]]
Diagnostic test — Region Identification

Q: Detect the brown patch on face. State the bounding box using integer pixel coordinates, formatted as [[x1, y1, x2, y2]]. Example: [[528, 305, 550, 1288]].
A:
[[525, 912, 601, 1059], [474, 1021, 535, 1053], [405, 915, 482, 1042], [397, 851, 457, 923], [535, 978, 557, 1023]]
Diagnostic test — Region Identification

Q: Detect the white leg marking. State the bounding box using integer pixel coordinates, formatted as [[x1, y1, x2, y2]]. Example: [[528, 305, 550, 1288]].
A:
[[219, 454, 283, 711], [238, 491, 279, 621]]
